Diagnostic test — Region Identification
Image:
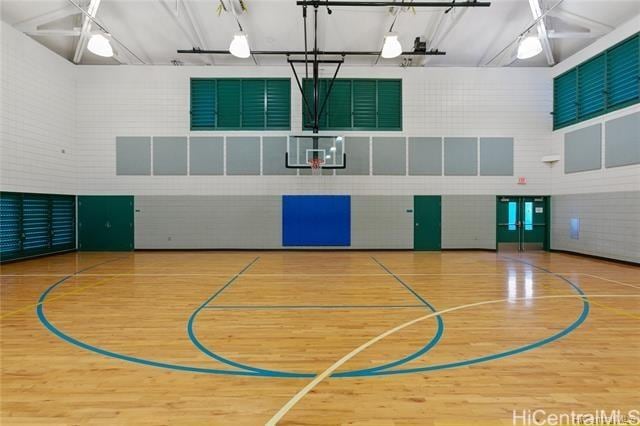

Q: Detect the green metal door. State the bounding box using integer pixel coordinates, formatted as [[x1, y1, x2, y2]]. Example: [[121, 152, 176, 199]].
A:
[[497, 196, 549, 251], [414, 196, 441, 251], [79, 196, 134, 251]]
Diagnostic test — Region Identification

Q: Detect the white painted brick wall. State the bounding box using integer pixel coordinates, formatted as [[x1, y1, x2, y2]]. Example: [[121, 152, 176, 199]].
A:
[[0, 21, 77, 194]]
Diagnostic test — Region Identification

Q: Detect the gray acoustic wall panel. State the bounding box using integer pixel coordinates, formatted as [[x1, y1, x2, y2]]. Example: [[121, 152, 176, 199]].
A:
[[564, 124, 601, 173], [444, 137, 478, 176], [263, 136, 296, 175], [351, 196, 413, 248], [480, 137, 514, 176], [116, 137, 151, 175], [134, 196, 281, 249], [408, 137, 442, 176], [153, 137, 187, 175], [441, 195, 496, 249], [605, 112, 640, 168], [551, 191, 640, 263], [336, 137, 370, 175], [372, 137, 406, 175], [190, 136, 223, 175], [226, 137, 260, 175]]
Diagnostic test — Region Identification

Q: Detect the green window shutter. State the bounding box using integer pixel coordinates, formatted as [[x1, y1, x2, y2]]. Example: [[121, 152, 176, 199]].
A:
[[377, 80, 402, 129], [0, 192, 22, 259], [190, 79, 216, 130], [607, 35, 639, 109], [302, 79, 328, 129], [51, 195, 75, 249], [266, 79, 291, 129], [352, 80, 377, 129], [241, 79, 265, 128], [22, 194, 51, 253], [217, 79, 242, 128], [578, 54, 606, 119], [327, 80, 352, 128], [553, 69, 578, 129]]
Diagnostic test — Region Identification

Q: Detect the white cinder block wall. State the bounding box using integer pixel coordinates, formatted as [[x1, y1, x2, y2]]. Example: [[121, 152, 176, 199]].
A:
[[73, 66, 552, 196], [0, 21, 77, 194], [549, 17, 640, 262]]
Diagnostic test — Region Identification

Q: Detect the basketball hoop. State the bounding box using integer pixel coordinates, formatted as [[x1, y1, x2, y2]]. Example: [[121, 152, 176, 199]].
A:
[[308, 157, 325, 176]]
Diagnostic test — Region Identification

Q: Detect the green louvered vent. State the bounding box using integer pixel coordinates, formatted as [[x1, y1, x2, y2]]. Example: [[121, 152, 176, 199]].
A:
[[303, 79, 328, 128], [190, 78, 290, 130], [303, 78, 401, 131], [0, 193, 21, 258], [607, 35, 640, 109], [22, 194, 50, 252], [553, 69, 578, 129], [578, 54, 606, 119], [51, 196, 75, 248], [266, 79, 291, 128], [553, 33, 639, 130], [1, 192, 76, 262], [190, 79, 216, 130], [377, 80, 402, 129]]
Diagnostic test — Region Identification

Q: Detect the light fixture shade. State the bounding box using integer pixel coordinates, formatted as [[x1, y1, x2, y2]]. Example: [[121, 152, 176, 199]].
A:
[[87, 34, 113, 57], [381, 32, 402, 59], [229, 32, 251, 58], [517, 36, 543, 60]]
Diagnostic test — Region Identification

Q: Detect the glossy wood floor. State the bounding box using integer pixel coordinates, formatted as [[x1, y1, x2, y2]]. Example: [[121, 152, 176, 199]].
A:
[[1, 251, 639, 425]]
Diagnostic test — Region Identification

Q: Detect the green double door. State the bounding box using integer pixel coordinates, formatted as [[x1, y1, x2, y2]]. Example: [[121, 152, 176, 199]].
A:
[[78, 196, 134, 251], [497, 196, 549, 251], [414, 196, 441, 251]]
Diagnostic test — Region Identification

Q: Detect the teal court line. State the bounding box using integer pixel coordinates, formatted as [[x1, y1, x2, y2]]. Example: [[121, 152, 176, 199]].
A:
[[332, 257, 446, 377], [202, 305, 426, 310], [36, 253, 590, 380]]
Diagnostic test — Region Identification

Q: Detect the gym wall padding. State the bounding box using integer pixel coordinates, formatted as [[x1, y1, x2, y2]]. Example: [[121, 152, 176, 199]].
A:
[[282, 195, 351, 246]]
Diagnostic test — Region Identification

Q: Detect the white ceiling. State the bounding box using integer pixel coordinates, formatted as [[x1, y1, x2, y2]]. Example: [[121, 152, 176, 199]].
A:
[[1, 0, 638, 67]]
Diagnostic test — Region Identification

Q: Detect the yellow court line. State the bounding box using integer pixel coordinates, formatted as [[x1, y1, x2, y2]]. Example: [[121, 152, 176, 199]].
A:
[[0, 276, 114, 320], [265, 293, 640, 426], [587, 298, 640, 320]]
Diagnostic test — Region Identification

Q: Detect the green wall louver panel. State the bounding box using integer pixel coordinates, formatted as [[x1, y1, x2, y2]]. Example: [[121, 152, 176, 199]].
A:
[[352, 80, 377, 129], [578, 54, 606, 119], [377, 80, 402, 129], [302, 78, 402, 131], [607, 35, 640, 109], [0, 193, 21, 259], [190, 78, 291, 130], [266, 79, 291, 128], [241, 79, 266, 129], [190, 79, 216, 130], [327, 80, 352, 128], [0, 192, 75, 262], [553, 32, 639, 130], [553, 69, 578, 129], [217, 79, 242, 128]]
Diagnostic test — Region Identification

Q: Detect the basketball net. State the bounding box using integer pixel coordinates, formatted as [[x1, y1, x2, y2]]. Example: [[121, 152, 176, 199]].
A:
[[309, 158, 324, 176]]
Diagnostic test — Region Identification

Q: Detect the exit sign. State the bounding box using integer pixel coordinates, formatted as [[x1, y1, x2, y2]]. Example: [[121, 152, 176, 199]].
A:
[[517, 177, 527, 185]]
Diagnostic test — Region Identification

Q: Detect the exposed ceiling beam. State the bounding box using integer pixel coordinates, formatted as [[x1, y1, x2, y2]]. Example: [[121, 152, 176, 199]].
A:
[[547, 9, 613, 33], [159, 0, 208, 65], [25, 29, 83, 37], [422, 8, 468, 66], [73, 0, 102, 64], [14, 5, 79, 32], [528, 0, 554, 65], [178, 49, 445, 56], [547, 30, 602, 39]]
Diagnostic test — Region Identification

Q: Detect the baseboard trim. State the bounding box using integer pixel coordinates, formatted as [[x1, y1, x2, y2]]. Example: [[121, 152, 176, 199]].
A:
[[550, 249, 640, 267]]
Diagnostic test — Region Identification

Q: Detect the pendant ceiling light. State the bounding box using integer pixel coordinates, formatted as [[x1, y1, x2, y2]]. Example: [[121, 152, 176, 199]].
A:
[[517, 36, 542, 60], [381, 32, 402, 59], [87, 34, 113, 57], [229, 32, 251, 58]]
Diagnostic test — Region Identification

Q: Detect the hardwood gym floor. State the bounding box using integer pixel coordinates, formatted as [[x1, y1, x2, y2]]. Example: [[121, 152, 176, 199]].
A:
[[1, 251, 639, 425]]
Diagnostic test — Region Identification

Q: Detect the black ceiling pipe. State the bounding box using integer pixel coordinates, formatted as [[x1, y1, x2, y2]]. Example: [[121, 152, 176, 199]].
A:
[[177, 49, 446, 56], [296, 1, 490, 7]]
